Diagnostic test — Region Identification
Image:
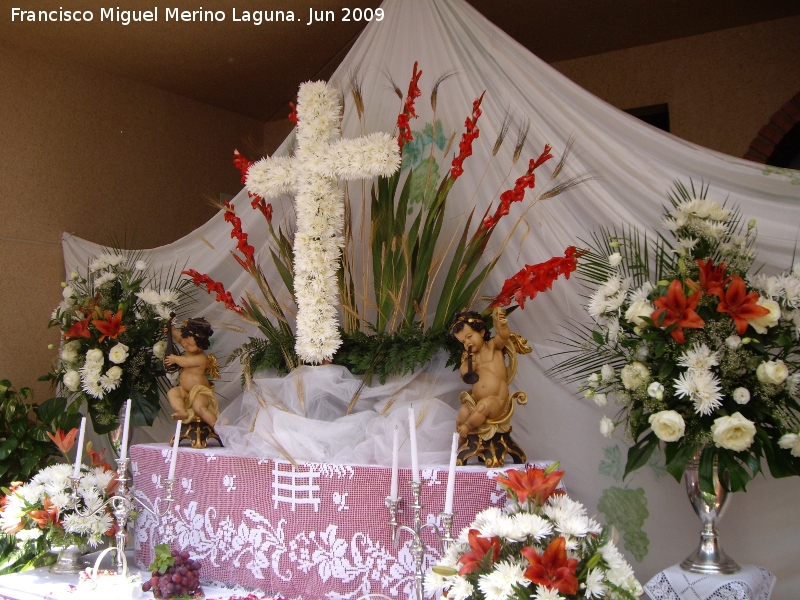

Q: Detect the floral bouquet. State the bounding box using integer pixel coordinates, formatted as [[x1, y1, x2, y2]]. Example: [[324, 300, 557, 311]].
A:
[[46, 251, 194, 433], [0, 429, 122, 573], [550, 182, 800, 493], [426, 464, 641, 600]]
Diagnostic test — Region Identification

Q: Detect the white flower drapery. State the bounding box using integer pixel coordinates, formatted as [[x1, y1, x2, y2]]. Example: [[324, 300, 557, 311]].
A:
[[245, 81, 400, 364]]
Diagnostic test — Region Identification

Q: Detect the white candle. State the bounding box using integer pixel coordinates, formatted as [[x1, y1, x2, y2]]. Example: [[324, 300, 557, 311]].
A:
[[408, 406, 419, 483], [72, 417, 86, 478], [390, 426, 399, 500], [168, 419, 181, 481], [119, 399, 132, 462], [444, 432, 459, 514]]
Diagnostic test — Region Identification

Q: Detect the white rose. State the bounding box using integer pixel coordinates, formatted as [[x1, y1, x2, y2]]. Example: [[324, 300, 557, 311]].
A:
[[134, 260, 148, 271], [648, 410, 685, 442], [85, 348, 104, 366], [756, 359, 788, 385], [105, 366, 123, 381], [608, 252, 622, 267], [587, 373, 600, 386], [711, 412, 756, 452], [600, 417, 616, 438], [153, 340, 167, 360], [60, 345, 79, 364], [747, 298, 780, 334], [625, 298, 654, 328], [63, 369, 81, 392], [601, 364, 615, 382], [647, 381, 664, 400], [778, 433, 800, 457], [594, 393, 608, 407], [620, 362, 650, 390], [62, 286, 76, 300], [732, 387, 750, 405], [725, 335, 741, 349], [69, 270, 79, 281], [108, 343, 129, 364]]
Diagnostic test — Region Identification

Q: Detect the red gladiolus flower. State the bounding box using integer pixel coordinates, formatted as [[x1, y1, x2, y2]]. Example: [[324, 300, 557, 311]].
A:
[[29, 497, 60, 529], [396, 62, 422, 150], [288, 101, 299, 125], [233, 149, 254, 185], [224, 200, 257, 269], [92, 310, 127, 343], [182, 269, 243, 314], [696, 258, 729, 296], [251, 196, 273, 225], [490, 247, 585, 309], [457, 529, 501, 575], [64, 316, 92, 340], [716, 275, 770, 335], [521, 537, 579, 595], [651, 280, 704, 343], [483, 145, 553, 229], [494, 465, 565, 505], [47, 428, 79, 455], [450, 92, 485, 179]]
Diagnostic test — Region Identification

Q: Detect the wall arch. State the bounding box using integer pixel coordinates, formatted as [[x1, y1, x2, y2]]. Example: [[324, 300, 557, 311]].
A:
[[743, 91, 800, 167]]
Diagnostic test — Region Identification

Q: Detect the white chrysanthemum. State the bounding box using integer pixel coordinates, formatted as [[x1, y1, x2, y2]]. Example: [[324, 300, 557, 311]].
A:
[[49, 491, 73, 511], [100, 366, 123, 392], [674, 237, 698, 254], [94, 271, 116, 287], [532, 584, 563, 600], [481, 514, 519, 540], [677, 343, 719, 370], [15, 528, 43, 542], [424, 569, 448, 596], [600, 364, 615, 382], [674, 369, 723, 415], [511, 512, 553, 541], [448, 577, 475, 600], [470, 507, 505, 535], [81, 372, 105, 399], [103, 253, 123, 267], [750, 273, 783, 298], [134, 260, 147, 271], [583, 567, 607, 599], [156, 304, 173, 320], [477, 560, 529, 600], [89, 256, 109, 272], [782, 275, 800, 308], [136, 289, 162, 306], [20, 482, 44, 505]]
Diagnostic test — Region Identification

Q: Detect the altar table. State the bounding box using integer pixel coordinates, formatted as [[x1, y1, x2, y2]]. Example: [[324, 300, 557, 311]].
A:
[[131, 444, 547, 600]]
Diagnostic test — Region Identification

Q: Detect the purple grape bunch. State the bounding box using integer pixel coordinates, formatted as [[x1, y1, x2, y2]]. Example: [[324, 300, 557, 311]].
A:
[[141, 549, 202, 598]]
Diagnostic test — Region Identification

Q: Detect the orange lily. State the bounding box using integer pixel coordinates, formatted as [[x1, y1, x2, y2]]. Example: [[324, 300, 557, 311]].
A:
[[64, 316, 92, 340], [457, 529, 501, 575], [521, 537, 579, 595], [92, 310, 127, 342], [651, 280, 704, 343], [47, 428, 79, 455], [716, 275, 770, 335], [86, 443, 119, 493], [494, 466, 564, 506], [29, 497, 59, 529], [696, 258, 729, 296]]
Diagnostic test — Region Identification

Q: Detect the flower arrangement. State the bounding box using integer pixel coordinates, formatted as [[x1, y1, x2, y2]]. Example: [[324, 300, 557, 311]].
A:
[[426, 464, 641, 600], [185, 62, 586, 382], [550, 182, 800, 493], [46, 251, 195, 433], [0, 429, 121, 573]]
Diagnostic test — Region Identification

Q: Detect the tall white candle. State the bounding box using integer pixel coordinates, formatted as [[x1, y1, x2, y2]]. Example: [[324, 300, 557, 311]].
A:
[[119, 399, 132, 462], [168, 419, 181, 481], [444, 432, 459, 514], [390, 426, 399, 500], [408, 406, 419, 483], [72, 417, 86, 478]]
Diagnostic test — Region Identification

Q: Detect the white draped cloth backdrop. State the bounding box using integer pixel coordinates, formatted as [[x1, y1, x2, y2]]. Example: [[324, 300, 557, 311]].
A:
[[62, 0, 800, 593]]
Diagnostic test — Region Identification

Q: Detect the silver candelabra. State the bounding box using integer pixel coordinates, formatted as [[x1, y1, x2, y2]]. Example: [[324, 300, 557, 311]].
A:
[[386, 480, 455, 600]]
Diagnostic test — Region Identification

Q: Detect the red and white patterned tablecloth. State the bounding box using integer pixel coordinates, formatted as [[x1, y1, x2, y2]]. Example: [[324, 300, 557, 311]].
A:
[[130, 444, 549, 600]]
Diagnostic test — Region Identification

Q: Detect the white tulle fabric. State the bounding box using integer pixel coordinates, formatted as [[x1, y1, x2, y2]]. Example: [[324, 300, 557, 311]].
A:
[[61, 0, 800, 592]]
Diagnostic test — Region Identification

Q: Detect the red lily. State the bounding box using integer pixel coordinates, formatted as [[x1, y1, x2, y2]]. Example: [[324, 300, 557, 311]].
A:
[[716, 275, 770, 335], [457, 529, 501, 575], [494, 465, 564, 505], [521, 537, 579, 595], [92, 310, 127, 342], [696, 258, 730, 296], [29, 497, 60, 529], [64, 316, 92, 340], [651, 280, 704, 343], [47, 428, 79, 455]]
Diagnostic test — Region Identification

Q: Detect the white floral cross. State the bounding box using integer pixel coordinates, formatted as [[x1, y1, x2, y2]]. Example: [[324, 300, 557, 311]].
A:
[[246, 81, 400, 364]]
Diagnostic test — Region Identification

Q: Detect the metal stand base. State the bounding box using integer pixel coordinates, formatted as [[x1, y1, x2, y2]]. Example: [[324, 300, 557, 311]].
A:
[[680, 529, 741, 574]]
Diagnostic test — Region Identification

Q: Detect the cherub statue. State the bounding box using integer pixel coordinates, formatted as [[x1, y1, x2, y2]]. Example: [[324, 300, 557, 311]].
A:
[[164, 318, 220, 429], [451, 307, 529, 467]]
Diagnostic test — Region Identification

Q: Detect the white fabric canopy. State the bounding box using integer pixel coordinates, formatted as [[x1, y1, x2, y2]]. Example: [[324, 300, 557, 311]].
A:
[[63, 0, 800, 593]]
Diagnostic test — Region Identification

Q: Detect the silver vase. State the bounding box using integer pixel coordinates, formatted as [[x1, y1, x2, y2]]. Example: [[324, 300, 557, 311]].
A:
[[49, 544, 86, 574], [680, 455, 740, 574]]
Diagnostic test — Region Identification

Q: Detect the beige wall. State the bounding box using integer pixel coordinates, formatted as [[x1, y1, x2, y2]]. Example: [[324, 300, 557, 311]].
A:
[[551, 15, 800, 158], [0, 41, 265, 402]]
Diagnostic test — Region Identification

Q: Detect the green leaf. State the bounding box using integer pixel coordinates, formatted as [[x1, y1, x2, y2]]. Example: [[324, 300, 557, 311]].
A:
[[35, 397, 67, 428], [624, 432, 659, 479], [0, 438, 19, 461], [698, 447, 716, 494], [664, 442, 695, 483], [592, 330, 605, 345]]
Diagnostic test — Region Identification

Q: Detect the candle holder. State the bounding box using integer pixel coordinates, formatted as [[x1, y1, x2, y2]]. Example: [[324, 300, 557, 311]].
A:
[[66, 459, 176, 575], [385, 481, 455, 600]]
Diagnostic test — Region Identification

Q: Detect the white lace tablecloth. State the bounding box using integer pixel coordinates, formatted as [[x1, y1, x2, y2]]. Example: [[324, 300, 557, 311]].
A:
[[130, 443, 548, 600], [644, 564, 776, 600]]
